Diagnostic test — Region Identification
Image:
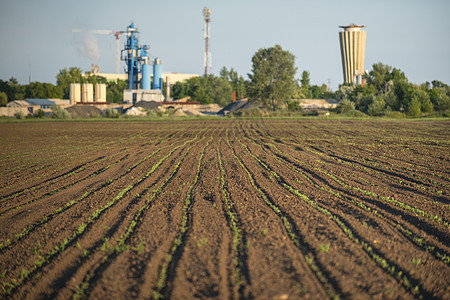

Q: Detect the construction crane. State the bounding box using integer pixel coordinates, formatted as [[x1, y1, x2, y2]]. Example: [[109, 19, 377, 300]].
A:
[[72, 29, 127, 74]]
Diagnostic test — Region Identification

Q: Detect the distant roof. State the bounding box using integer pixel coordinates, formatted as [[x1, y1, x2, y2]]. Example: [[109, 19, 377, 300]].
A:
[[339, 23, 366, 29], [6, 100, 29, 107], [25, 98, 70, 105]]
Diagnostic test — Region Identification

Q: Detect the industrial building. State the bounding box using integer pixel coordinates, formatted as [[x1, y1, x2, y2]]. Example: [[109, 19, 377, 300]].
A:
[[338, 24, 367, 84], [76, 22, 199, 104], [85, 66, 198, 86]]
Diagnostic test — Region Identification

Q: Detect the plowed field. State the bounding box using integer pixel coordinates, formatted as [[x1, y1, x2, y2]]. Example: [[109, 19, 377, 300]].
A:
[[0, 119, 449, 299]]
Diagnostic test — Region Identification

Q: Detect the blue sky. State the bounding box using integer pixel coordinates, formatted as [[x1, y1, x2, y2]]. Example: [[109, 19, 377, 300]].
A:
[[1, 0, 449, 90]]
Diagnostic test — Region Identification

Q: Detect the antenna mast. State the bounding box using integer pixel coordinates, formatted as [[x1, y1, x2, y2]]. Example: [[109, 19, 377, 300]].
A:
[[203, 7, 212, 76]]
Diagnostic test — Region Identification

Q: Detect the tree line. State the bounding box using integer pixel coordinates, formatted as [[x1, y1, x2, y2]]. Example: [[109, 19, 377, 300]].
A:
[[0, 67, 126, 106], [1, 45, 449, 117]]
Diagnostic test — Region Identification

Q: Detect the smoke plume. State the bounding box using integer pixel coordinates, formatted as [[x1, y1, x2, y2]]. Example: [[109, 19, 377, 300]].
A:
[[77, 31, 101, 61]]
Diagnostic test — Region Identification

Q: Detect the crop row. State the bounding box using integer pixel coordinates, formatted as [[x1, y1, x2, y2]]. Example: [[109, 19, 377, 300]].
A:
[[243, 127, 450, 265], [0, 138, 182, 252], [305, 142, 448, 197], [248, 124, 449, 222], [225, 128, 339, 298], [286, 139, 450, 223], [217, 139, 245, 293], [231, 125, 425, 298], [152, 134, 213, 299], [0, 153, 131, 218], [73, 134, 206, 299], [1, 134, 201, 297]]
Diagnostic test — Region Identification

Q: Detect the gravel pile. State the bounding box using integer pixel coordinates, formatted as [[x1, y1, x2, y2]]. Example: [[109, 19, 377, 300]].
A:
[[65, 105, 103, 118]]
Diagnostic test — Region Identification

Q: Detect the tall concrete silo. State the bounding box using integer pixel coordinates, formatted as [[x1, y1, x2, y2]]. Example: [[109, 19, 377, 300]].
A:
[[82, 83, 94, 103], [95, 83, 107, 102], [339, 24, 366, 84], [70, 83, 81, 104]]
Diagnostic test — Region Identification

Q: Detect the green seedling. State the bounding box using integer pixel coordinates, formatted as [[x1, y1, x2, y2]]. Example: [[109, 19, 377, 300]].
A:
[[319, 243, 330, 253], [196, 237, 208, 247], [136, 238, 144, 253]]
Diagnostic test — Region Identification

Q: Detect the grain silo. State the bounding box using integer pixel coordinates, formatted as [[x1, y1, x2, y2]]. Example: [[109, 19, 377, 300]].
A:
[[70, 83, 81, 104], [95, 83, 107, 102], [82, 83, 94, 103]]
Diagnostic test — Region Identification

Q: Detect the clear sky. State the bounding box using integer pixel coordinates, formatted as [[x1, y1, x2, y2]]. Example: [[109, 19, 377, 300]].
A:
[[1, 0, 449, 90]]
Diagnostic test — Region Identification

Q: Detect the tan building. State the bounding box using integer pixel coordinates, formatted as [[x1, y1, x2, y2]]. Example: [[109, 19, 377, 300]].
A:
[[85, 70, 198, 85], [339, 24, 367, 84]]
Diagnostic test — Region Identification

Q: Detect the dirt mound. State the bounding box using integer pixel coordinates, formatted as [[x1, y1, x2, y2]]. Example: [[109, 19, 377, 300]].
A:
[[124, 107, 146, 116], [65, 105, 103, 118], [134, 101, 161, 110], [299, 99, 338, 110], [218, 100, 258, 115]]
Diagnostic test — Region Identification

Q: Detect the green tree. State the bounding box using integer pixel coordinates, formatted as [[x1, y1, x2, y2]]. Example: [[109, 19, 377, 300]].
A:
[[299, 70, 311, 98], [209, 77, 233, 107], [248, 45, 297, 110], [415, 89, 433, 113], [310, 84, 328, 99], [392, 79, 415, 111], [25, 82, 63, 99], [106, 79, 127, 103], [300, 70, 310, 89], [4, 77, 26, 100], [84, 74, 108, 85], [367, 62, 392, 92], [193, 87, 213, 104], [220, 66, 246, 99], [407, 96, 421, 117], [0, 91, 7, 106], [367, 95, 386, 116], [56, 67, 84, 99], [434, 87, 450, 111]]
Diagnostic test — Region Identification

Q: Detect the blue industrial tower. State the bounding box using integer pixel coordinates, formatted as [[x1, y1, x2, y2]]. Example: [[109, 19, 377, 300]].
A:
[[121, 23, 152, 90], [153, 58, 162, 90], [121, 22, 164, 104]]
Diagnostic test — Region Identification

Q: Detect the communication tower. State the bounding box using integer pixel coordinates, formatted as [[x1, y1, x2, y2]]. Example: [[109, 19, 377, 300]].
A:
[[203, 7, 212, 76]]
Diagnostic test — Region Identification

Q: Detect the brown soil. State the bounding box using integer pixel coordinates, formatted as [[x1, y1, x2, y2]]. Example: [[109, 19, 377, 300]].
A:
[[0, 119, 449, 299]]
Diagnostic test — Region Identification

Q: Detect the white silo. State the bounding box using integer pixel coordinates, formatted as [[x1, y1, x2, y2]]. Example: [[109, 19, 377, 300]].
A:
[[70, 83, 81, 104], [95, 83, 107, 102], [82, 83, 94, 103]]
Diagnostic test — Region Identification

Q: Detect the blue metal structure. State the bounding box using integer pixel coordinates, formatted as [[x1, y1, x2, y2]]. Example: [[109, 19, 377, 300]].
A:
[[153, 58, 162, 90], [141, 45, 151, 90], [141, 63, 151, 90], [121, 23, 151, 90]]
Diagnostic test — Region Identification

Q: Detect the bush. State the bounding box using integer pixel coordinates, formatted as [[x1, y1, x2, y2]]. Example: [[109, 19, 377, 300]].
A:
[[102, 108, 120, 118], [336, 98, 355, 114], [287, 101, 302, 112], [232, 108, 269, 118], [0, 91, 7, 106], [383, 110, 406, 119], [341, 110, 367, 118], [50, 105, 71, 119], [147, 110, 163, 118], [14, 111, 25, 119], [35, 109, 45, 118], [367, 95, 386, 116]]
